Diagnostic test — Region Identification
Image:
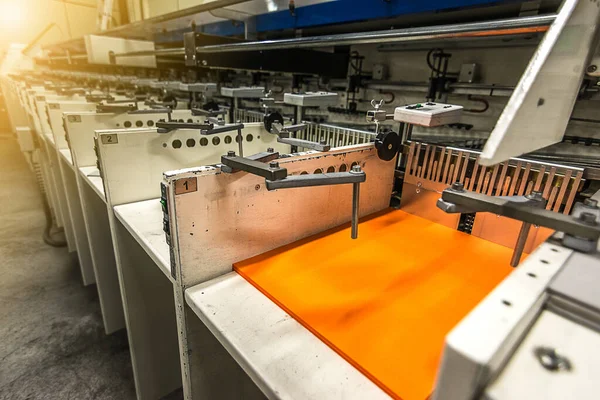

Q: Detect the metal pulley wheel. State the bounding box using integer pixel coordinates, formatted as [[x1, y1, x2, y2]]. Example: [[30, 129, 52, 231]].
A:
[[202, 100, 220, 111], [374, 131, 400, 161], [264, 111, 284, 133], [162, 94, 178, 109]]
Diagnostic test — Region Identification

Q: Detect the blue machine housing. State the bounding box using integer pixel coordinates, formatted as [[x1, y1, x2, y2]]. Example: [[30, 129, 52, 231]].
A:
[[199, 0, 525, 36]]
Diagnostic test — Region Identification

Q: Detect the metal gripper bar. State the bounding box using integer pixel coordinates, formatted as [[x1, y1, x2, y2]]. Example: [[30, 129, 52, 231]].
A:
[[221, 153, 366, 239]]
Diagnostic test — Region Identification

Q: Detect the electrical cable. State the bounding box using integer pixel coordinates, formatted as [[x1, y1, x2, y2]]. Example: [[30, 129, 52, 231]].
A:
[[32, 150, 67, 247], [463, 94, 489, 113], [380, 90, 395, 104], [426, 48, 459, 76]]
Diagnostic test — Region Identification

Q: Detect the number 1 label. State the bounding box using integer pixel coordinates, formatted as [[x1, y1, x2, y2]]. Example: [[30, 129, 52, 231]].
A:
[[175, 177, 197, 195]]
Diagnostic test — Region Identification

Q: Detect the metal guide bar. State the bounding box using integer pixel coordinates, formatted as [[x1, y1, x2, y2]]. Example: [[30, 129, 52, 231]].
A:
[[298, 123, 376, 148], [229, 111, 376, 148], [405, 142, 584, 215], [233, 108, 264, 123]]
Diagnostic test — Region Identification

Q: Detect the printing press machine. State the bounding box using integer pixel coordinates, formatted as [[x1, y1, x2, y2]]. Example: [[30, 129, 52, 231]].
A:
[[3, 0, 600, 399]]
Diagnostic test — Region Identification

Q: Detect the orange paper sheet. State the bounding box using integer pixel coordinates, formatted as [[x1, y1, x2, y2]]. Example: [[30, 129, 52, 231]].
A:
[[234, 209, 514, 400]]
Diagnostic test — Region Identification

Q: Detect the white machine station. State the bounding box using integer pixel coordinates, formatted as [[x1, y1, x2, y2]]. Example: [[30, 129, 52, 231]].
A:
[[3, 0, 600, 398]]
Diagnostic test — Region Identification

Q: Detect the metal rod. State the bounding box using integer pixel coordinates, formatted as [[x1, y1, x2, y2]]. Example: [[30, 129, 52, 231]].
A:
[[352, 181, 360, 239], [365, 81, 516, 97], [97, 0, 252, 37], [114, 48, 186, 58], [196, 15, 555, 53], [511, 222, 532, 267], [350, 165, 363, 239], [237, 128, 244, 157]]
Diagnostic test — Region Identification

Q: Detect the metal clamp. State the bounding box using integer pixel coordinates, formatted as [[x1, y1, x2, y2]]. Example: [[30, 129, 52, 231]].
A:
[[437, 183, 600, 254], [191, 107, 227, 118], [221, 152, 365, 239], [156, 121, 213, 134], [272, 122, 331, 152], [96, 103, 138, 113]]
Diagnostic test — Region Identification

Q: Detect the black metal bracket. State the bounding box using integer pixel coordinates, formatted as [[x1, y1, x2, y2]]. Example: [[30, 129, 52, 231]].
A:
[[156, 121, 213, 134], [221, 151, 365, 239], [96, 103, 137, 113], [265, 170, 365, 190], [272, 122, 331, 152], [437, 183, 600, 253], [201, 123, 244, 135], [191, 108, 227, 118], [221, 150, 279, 173], [277, 137, 330, 152]]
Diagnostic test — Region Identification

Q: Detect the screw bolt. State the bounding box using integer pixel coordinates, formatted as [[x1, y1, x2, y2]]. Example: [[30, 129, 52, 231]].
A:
[[227, 151, 235, 157], [587, 65, 598, 73], [578, 212, 597, 225], [269, 161, 279, 169], [584, 198, 598, 208], [267, 147, 274, 153], [534, 347, 572, 372], [527, 191, 544, 201], [351, 165, 362, 173], [451, 182, 465, 192]]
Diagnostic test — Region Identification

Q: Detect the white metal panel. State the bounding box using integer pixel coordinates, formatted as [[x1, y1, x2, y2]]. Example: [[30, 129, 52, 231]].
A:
[[166, 144, 395, 399], [480, 0, 600, 165], [486, 311, 600, 400], [84, 34, 157, 67], [58, 156, 96, 286], [96, 123, 286, 206], [433, 243, 574, 400], [76, 166, 125, 334], [113, 199, 172, 279], [47, 100, 96, 150], [79, 166, 105, 199], [63, 109, 189, 167], [167, 143, 395, 288], [59, 149, 74, 168], [186, 272, 390, 400]]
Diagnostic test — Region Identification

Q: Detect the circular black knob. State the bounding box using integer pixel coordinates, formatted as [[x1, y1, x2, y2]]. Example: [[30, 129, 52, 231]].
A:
[[374, 131, 400, 161]]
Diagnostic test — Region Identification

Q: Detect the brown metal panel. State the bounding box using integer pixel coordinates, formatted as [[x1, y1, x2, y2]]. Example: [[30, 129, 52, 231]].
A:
[[502, 176, 512, 196], [517, 163, 532, 195], [534, 165, 546, 192], [432, 161, 439, 182], [553, 170, 573, 213], [420, 145, 432, 179], [441, 149, 452, 183], [476, 166, 487, 193], [405, 142, 416, 177], [525, 180, 534, 196], [495, 163, 509, 196], [455, 151, 465, 184], [563, 171, 583, 215], [447, 164, 455, 185], [426, 146, 437, 181], [542, 167, 556, 200], [509, 161, 523, 196], [436, 148, 447, 182], [468, 158, 480, 191], [486, 164, 500, 196], [412, 143, 422, 177], [547, 186, 559, 211]]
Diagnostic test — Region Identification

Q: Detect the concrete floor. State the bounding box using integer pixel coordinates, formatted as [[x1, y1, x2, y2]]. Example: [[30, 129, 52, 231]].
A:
[[0, 135, 182, 399]]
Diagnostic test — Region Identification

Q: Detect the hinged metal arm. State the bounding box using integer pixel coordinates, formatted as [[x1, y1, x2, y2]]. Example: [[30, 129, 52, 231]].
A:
[[156, 121, 213, 134], [271, 122, 331, 152], [437, 183, 600, 254]]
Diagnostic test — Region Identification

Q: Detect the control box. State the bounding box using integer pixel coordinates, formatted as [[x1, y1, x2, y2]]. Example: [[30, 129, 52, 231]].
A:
[[283, 92, 338, 107], [220, 86, 265, 98], [179, 82, 217, 95], [149, 81, 165, 90], [394, 102, 463, 127]]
